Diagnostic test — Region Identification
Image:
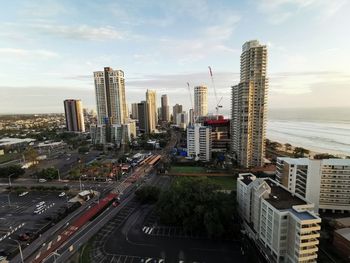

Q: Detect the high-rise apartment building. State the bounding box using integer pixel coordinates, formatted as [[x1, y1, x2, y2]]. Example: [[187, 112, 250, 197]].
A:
[[187, 124, 211, 161], [173, 104, 183, 123], [63, 99, 85, 132], [189, 109, 194, 126], [146, 90, 157, 133], [137, 101, 148, 133], [231, 40, 268, 168], [161, 95, 170, 122], [194, 86, 208, 117], [276, 157, 350, 213], [131, 103, 138, 119], [93, 67, 127, 126], [176, 111, 188, 130], [237, 174, 321, 263]]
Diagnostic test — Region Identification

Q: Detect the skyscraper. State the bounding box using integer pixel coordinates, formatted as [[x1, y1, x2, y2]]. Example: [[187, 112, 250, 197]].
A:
[[231, 40, 268, 167], [146, 90, 157, 133], [131, 103, 138, 119], [172, 104, 183, 123], [137, 101, 148, 133], [93, 67, 127, 126], [63, 99, 85, 132], [92, 67, 127, 144], [194, 86, 208, 117], [161, 94, 170, 122]]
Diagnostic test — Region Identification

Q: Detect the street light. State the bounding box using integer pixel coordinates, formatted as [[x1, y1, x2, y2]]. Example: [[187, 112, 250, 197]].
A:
[[8, 173, 15, 188], [79, 174, 86, 192], [9, 238, 24, 263], [56, 168, 61, 182]]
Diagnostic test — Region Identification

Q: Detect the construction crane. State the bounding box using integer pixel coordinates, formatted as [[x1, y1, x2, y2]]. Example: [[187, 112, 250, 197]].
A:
[[186, 82, 196, 124], [208, 66, 223, 115]]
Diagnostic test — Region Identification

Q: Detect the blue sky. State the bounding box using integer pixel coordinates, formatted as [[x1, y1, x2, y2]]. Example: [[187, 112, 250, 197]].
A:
[[0, 0, 349, 114]]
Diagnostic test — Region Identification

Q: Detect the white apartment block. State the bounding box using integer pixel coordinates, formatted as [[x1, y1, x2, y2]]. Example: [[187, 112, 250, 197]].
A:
[[194, 86, 208, 117], [231, 40, 268, 168], [237, 174, 321, 263], [187, 124, 211, 161], [276, 157, 350, 213]]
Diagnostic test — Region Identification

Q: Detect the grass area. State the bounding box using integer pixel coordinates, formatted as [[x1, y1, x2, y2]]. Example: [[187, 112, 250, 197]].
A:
[[79, 238, 94, 263], [207, 176, 236, 191], [171, 166, 206, 174], [0, 153, 20, 164]]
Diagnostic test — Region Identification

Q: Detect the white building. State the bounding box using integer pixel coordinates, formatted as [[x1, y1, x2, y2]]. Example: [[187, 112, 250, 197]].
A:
[[194, 86, 208, 117], [231, 40, 268, 168], [187, 124, 211, 161], [276, 157, 350, 213], [237, 174, 321, 263]]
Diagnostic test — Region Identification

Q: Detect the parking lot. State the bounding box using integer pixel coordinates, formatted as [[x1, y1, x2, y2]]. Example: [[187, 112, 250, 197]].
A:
[[0, 191, 69, 258]]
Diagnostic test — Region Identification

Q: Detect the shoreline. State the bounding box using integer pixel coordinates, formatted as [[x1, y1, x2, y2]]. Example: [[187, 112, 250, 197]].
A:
[[267, 138, 349, 159]]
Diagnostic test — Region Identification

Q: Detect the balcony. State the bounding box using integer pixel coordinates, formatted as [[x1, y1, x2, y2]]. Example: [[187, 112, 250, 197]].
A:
[[299, 240, 319, 247]]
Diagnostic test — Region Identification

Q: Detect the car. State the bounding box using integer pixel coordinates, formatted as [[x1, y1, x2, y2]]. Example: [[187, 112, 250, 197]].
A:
[[59, 192, 66, 197], [39, 179, 47, 183], [36, 201, 45, 207], [66, 158, 70, 161], [19, 192, 29, 197]]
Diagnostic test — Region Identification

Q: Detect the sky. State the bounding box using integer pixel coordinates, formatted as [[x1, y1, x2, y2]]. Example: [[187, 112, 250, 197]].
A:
[[0, 0, 349, 114]]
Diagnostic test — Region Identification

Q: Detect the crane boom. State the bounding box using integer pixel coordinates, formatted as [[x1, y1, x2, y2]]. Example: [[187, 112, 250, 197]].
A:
[[187, 82, 197, 124], [208, 66, 222, 115]]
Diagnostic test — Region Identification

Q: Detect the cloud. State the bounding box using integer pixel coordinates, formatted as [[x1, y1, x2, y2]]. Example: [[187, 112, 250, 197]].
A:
[[31, 24, 126, 41], [257, 0, 348, 23], [0, 48, 59, 59]]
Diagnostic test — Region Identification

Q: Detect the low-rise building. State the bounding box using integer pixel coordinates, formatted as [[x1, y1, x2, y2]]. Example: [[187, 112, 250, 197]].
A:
[[276, 157, 350, 213], [237, 173, 321, 263], [333, 228, 350, 259]]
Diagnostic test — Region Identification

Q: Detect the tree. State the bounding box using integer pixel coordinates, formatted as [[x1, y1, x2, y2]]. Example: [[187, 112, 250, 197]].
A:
[[284, 143, 292, 151], [293, 147, 310, 158], [23, 146, 38, 164], [78, 146, 89, 154], [156, 177, 237, 239], [38, 168, 59, 180], [314, 153, 337, 159], [0, 165, 25, 178], [135, 186, 160, 204]]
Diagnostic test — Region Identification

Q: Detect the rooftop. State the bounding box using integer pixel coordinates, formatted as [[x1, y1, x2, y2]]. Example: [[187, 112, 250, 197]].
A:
[[0, 137, 36, 146], [288, 209, 318, 220], [265, 179, 306, 210], [239, 173, 256, 186], [335, 228, 350, 242]]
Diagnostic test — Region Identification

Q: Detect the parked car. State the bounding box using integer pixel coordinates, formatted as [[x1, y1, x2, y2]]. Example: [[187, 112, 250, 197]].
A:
[[19, 192, 29, 197], [59, 192, 66, 197], [39, 179, 47, 183]]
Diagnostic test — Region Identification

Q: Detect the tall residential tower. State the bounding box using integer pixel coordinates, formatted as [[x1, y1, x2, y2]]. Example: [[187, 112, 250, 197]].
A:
[[94, 67, 127, 126], [146, 90, 157, 133], [231, 40, 268, 167], [63, 99, 85, 132], [194, 86, 208, 117], [161, 94, 170, 122]]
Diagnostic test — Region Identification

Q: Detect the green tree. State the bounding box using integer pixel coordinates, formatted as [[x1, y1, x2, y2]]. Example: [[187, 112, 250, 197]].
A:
[[156, 177, 237, 239], [293, 147, 310, 158], [38, 167, 59, 180], [0, 165, 25, 178], [23, 146, 38, 164], [135, 185, 160, 204]]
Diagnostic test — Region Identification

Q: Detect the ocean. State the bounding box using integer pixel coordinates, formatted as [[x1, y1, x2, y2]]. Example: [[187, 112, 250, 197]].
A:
[[267, 108, 350, 156]]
